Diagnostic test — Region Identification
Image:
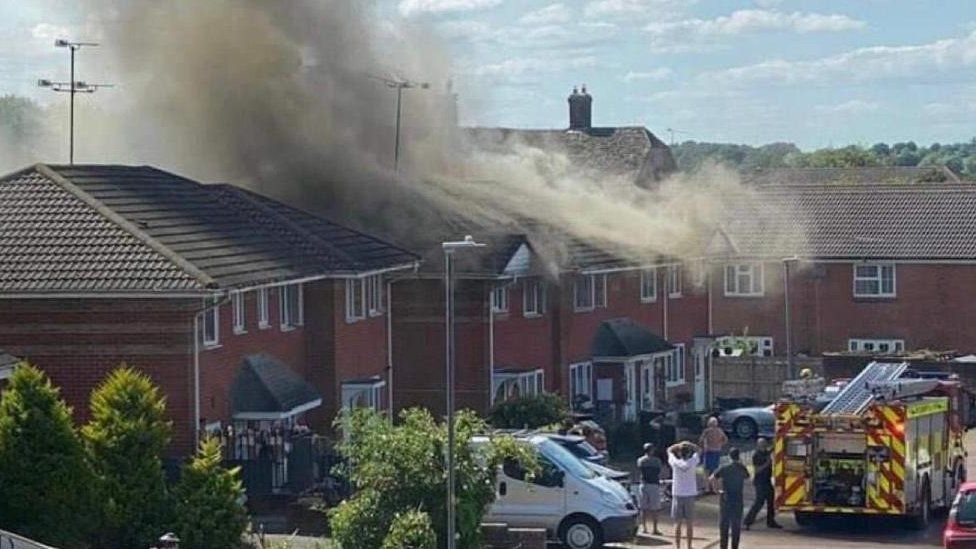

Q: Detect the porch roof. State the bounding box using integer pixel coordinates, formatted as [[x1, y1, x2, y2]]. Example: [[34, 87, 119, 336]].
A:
[[231, 354, 322, 420], [590, 317, 673, 359]]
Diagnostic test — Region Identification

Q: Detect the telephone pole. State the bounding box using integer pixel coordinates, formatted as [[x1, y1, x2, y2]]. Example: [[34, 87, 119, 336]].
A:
[[369, 74, 430, 173]]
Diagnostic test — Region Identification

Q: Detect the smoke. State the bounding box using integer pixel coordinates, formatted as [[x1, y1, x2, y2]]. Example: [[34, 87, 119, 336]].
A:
[[4, 0, 803, 266]]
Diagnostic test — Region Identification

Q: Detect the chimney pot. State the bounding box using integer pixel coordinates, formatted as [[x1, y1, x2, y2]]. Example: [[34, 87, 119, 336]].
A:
[[568, 84, 592, 130]]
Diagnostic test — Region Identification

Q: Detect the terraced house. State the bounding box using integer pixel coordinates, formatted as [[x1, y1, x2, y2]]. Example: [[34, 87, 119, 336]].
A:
[[0, 164, 417, 455]]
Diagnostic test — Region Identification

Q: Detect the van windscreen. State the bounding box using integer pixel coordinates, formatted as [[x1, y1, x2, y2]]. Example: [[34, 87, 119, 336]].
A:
[[538, 439, 597, 480]]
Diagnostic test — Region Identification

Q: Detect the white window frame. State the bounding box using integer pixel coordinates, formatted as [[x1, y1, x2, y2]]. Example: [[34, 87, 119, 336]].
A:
[[853, 263, 896, 298], [491, 285, 509, 313], [523, 279, 546, 317], [594, 274, 607, 308], [573, 274, 594, 311], [569, 362, 593, 400], [724, 262, 764, 297], [232, 292, 246, 334], [848, 338, 905, 353], [341, 379, 386, 411], [366, 275, 384, 317], [714, 336, 774, 357], [640, 268, 657, 303], [202, 297, 219, 348], [257, 288, 270, 329], [345, 278, 366, 322], [667, 265, 682, 298], [667, 343, 685, 387], [280, 283, 304, 330]]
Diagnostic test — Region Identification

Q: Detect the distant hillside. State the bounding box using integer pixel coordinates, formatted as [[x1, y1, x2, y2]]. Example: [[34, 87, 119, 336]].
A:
[[672, 140, 976, 179]]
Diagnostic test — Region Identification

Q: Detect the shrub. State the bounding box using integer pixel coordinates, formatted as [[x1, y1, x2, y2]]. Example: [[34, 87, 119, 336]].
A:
[[173, 437, 248, 549], [0, 364, 96, 547], [330, 407, 536, 549], [83, 366, 173, 549], [487, 393, 569, 429], [606, 420, 641, 457], [381, 510, 437, 549]]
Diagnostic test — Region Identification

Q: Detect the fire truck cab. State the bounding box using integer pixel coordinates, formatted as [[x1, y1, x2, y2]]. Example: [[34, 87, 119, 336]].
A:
[[774, 362, 973, 529]]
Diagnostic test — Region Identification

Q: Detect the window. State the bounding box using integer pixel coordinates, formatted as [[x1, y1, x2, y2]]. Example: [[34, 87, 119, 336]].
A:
[[667, 265, 682, 297], [725, 263, 764, 296], [714, 336, 774, 357], [523, 280, 546, 317], [573, 274, 594, 311], [668, 344, 685, 386], [849, 338, 905, 353], [366, 275, 384, 316], [640, 268, 657, 303], [493, 369, 545, 403], [341, 379, 386, 411], [232, 292, 246, 334], [345, 278, 365, 322], [491, 285, 509, 313], [691, 259, 708, 288], [202, 297, 219, 347], [257, 288, 270, 329], [853, 263, 896, 297], [570, 362, 593, 402], [594, 274, 607, 307], [280, 283, 303, 329]]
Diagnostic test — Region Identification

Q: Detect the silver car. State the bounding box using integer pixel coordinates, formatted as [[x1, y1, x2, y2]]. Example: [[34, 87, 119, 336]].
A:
[[718, 405, 776, 439]]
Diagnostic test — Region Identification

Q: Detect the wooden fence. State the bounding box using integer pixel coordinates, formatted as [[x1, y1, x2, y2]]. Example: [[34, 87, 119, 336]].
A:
[[711, 356, 824, 403]]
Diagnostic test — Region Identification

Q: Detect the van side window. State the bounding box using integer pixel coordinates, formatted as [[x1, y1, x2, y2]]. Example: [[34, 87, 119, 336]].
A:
[[503, 458, 527, 481]]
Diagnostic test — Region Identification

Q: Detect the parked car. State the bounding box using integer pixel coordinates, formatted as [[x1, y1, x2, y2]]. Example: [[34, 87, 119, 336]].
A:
[[545, 433, 609, 465], [474, 434, 638, 549], [944, 482, 976, 548], [718, 405, 776, 439]]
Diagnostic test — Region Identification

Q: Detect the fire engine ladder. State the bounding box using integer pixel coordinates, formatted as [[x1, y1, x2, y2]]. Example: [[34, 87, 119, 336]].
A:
[[869, 378, 941, 402], [821, 361, 909, 415]]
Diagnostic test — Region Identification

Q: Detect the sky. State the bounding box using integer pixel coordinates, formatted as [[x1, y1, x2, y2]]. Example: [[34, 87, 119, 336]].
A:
[[3, 1, 976, 149]]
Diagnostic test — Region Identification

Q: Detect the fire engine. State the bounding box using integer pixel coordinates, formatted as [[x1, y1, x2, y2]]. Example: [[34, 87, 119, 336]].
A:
[[773, 361, 974, 528]]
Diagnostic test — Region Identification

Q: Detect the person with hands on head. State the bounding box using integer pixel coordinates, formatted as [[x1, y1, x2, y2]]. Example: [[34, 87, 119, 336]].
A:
[[667, 441, 700, 549]]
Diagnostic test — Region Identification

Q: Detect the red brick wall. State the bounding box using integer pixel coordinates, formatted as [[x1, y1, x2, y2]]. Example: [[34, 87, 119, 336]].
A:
[[329, 279, 391, 419], [492, 278, 555, 387]]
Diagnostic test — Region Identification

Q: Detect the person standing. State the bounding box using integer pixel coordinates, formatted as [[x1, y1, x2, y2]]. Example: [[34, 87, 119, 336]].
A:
[[743, 438, 782, 530], [699, 417, 728, 486], [667, 441, 700, 549], [710, 448, 750, 549], [637, 443, 664, 536]]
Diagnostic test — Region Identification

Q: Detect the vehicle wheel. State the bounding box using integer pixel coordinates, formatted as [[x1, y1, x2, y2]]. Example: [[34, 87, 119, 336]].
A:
[[733, 418, 758, 439], [559, 516, 603, 549], [794, 511, 817, 528], [909, 482, 931, 531]]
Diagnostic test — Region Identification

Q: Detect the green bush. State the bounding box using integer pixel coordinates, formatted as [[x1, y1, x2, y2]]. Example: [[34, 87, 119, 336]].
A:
[[0, 364, 96, 547], [487, 393, 569, 429], [606, 421, 641, 457], [173, 437, 248, 549], [381, 510, 437, 549], [330, 407, 536, 549], [83, 366, 173, 549]]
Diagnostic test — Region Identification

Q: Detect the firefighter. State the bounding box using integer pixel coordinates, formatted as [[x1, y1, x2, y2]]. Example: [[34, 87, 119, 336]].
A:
[[744, 438, 782, 530]]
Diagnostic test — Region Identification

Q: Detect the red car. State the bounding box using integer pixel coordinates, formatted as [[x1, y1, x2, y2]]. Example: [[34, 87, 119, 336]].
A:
[[945, 481, 976, 548]]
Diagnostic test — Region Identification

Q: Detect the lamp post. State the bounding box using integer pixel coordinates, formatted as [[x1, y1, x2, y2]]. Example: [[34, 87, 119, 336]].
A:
[[370, 75, 430, 172], [38, 39, 109, 165], [442, 235, 486, 549]]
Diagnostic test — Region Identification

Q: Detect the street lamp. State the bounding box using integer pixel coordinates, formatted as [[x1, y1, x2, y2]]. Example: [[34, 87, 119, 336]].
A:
[[370, 74, 430, 173], [442, 235, 486, 549], [37, 39, 109, 165]]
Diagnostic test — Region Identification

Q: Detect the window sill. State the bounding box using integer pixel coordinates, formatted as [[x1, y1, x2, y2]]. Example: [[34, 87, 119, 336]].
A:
[[368, 310, 384, 318], [724, 293, 765, 298], [203, 343, 222, 351], [853, 294, 897, 300], [573, 306, 595, 313], [258, 322, 270, 330], [345, 317, 364, 324], [523, 312, 543, 319], [668, 294, 683, 299], [491, 309, 509, 315], [640, 297, 657, 304], [666, 380, 685, 388], [280, 324, 297, 332]]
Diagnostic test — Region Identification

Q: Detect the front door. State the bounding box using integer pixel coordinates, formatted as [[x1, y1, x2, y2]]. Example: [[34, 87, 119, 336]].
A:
[[624, 361, 637, 420], [694, 349, 706, 411], [641, 360, 655, 411]]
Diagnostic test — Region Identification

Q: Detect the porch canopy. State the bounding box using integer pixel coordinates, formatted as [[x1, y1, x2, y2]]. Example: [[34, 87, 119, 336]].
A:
[[590, 317, 673, 361], [0, 349, 20, 380], [231, 354, 322, 420]]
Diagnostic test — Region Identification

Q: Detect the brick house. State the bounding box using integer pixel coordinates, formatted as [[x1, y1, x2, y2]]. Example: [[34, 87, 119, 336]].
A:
[[709, 170, 976, 361], [0, 164, 417, 455]]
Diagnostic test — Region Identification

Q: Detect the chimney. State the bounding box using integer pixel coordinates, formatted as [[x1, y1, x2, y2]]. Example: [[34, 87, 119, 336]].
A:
[[568, 84, 592, 130]]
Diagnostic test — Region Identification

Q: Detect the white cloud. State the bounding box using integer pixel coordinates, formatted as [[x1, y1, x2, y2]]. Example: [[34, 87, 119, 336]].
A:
[[754, 0, 782, 6], [644, 9, 865, 51], [519, 3, 571, 25], [623, 68, 673, 82], [466, 55, 598, 78], [398, 0, 502, 17], [699, 30, 976, 88], [584, 0, 690, 20], [814, 99, 880, 114], [30, 23, 71, 41], [436, 19, 494, 40]]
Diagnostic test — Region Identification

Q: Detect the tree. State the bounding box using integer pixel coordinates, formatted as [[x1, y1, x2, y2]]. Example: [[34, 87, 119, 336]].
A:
[[0, 364, 95, 547], [83, 366, 173, 549], [173, 438, 248, 549], [381, 510, 437, 549], [330, 408, 536, 549]]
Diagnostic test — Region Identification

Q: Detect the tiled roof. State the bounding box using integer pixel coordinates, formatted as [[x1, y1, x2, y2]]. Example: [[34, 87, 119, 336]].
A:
[[0, 164, 418, 294], [463, 126, 677, 187], [721, 182, 976, 260], [741, 166, 961, 186]]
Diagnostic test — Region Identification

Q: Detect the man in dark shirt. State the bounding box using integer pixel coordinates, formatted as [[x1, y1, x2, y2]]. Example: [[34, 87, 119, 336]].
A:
[[744, 438, 782, 529], [636, 443, 664, 535], [710, 447, 750, 549]]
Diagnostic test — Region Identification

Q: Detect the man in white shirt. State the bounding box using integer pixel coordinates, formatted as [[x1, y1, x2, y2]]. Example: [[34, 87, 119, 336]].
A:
[[668, 441, 701, 549]]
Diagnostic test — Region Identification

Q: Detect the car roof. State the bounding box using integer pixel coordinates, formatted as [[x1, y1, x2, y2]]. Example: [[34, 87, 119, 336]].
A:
[[545, 433, 586, 443]]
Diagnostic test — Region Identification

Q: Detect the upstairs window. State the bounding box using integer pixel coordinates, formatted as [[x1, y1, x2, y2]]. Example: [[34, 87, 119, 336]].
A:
[[491, 285, 509, 313], [854, 264, 896, 297], [725, 263, 764, 296], [257, 288, 270, 329], [232, 292, 246, 334], [523, 280, 546, 317], [280, 283, 304, 329], [594, 274, 607, 307], [202, 297, 219, 347], [346, 278, 365, 322], [573, 274, 607, 312], [849, 338, 905, 353], [667, 265, 682, 297], [640, 268, 657, 303], [366, 275, 384, 316]]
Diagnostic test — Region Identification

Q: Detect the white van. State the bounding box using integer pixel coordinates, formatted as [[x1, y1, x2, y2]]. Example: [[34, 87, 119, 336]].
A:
[[475, 434, 637, 549]]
